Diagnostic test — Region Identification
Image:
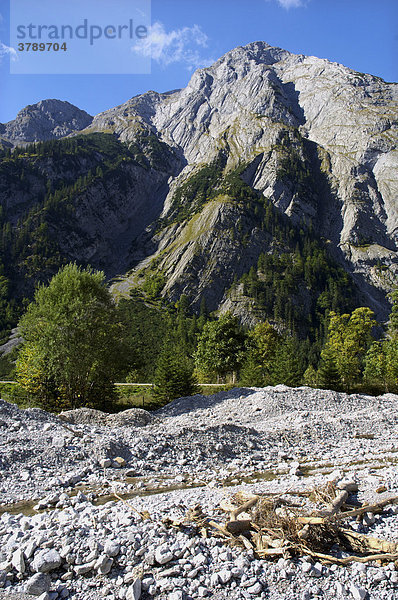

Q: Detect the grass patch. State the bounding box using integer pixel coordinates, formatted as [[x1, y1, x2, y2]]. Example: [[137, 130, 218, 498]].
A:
[[114, 383, 233, 412], [0, 382, 234, 413]]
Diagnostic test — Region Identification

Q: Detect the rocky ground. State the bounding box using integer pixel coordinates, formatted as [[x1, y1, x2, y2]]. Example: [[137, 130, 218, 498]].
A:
[[1, 385, 398, 600]]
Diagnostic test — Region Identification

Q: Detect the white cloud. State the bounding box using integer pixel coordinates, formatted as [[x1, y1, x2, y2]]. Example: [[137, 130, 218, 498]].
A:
[[132, 21, 213, 70], [0, 42, 17, 62], [275, 0, 306, 8]]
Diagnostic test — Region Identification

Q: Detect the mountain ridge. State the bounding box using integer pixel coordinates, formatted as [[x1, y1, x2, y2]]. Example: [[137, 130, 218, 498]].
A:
[[0, 41, 397, 331]]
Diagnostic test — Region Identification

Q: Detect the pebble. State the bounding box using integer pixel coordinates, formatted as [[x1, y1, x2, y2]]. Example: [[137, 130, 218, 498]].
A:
[[219, 569, 232, 584], [104, 541, 120, 558], [349, 584, 368, 600], [24, 573, 51, 595], [155, 546, 173, 565], [11, 548, 25, 573], [32, 549, 62, 573], [247, 581, 262, 594], [125, 578, 141, 600]]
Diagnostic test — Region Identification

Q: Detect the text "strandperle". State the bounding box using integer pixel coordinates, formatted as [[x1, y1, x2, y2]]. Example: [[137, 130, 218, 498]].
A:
[[16, 19, 148, 46]]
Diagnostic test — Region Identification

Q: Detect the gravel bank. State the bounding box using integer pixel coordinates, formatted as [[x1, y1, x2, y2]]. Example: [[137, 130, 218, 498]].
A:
[[0, 385, 398, 600]]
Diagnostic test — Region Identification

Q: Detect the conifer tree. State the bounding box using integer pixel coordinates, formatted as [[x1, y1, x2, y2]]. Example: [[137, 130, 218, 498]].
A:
[[153, 340, 199, 405], [302, 364, 319, 388], [270, 338, 303, 387], [389, 291, 398, 335], [364, 341, 387, 391], [240, 321, 279, 386], [239, 349, 265, 387], [317, 346, 341, 391]]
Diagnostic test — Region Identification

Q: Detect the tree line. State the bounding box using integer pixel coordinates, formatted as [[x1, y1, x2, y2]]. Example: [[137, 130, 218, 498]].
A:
[[10, 263, 398, 413]]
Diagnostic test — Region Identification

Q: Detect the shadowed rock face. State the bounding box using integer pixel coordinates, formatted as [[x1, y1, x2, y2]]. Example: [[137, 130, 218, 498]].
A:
[[2, 42, 398, 319], [1, 99, 93, 144]]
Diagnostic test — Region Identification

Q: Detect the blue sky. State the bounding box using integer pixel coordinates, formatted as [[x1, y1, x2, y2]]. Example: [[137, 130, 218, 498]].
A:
[[0, 0, 397, 123]]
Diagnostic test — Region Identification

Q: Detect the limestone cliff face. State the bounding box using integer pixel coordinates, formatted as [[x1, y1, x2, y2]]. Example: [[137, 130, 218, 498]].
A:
[[2, 42, 398, 319], [100, 42, 398, 316]]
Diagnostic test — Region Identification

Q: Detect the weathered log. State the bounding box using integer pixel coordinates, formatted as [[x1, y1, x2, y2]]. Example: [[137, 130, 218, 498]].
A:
[[207, 519, 234, 538], [59, 422, 84, 438], [319, 490, 348, 517], [257, 548, 285, 557], [219, 498, 237, 513], [238, 534, 255, 551], [298, 524, 311, 540], [298, 516, 326, 525]]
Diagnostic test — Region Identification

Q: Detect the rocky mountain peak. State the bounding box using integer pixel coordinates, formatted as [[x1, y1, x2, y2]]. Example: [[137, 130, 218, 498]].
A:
[[221, 40, 291, 66], [1, 99, 93, 145]]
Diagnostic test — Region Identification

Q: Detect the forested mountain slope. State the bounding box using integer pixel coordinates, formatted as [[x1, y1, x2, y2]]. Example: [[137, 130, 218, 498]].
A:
[[0, 41, 397, 339]]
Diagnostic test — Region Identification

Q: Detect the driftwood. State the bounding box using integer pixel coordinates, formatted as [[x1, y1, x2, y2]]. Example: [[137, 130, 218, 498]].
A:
[[181, 484, 398, 567], [340, 529, 398, 554], [238, 534, 255, 551], [321, 490, 349, 516], [230, 495, 259, 520], [334, 495, 398, 520], [305, 549, 398, 566], [298, 516, 327, 525], [207, 520, 234, 538], [59, 422, 84, 438]]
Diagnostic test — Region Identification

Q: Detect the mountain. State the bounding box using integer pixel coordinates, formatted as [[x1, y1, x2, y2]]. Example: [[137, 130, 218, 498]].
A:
[[0, 41, 397, 337], [0, 99, 93, 146]]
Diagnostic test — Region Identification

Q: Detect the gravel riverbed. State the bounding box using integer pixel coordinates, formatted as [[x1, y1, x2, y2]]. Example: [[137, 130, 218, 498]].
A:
[[0, 385, 398, 600]]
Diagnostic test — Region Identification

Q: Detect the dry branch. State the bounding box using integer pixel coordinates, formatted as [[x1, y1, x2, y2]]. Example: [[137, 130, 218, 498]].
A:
[[334, 496, 398, 520], [324, 490, 349, 516], [305, 549, 398, 566], [231, 495, 259, 520], [180, 484, 398, 567], [339, 529, 398, 554], [112, 492, 151, 520]]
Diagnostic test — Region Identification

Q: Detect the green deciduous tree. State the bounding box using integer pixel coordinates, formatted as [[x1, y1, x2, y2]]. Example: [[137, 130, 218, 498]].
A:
[[322, 307, 376, 390], [240, 321, 279, 386], [194, 313, 246, 382], [16, 263, 129, 411], [364, 292, 398, 392]]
